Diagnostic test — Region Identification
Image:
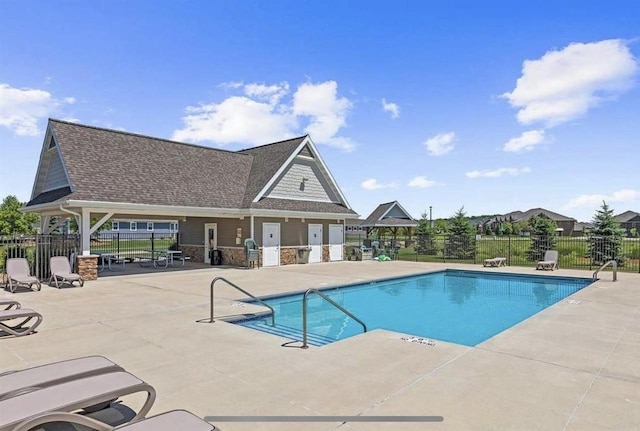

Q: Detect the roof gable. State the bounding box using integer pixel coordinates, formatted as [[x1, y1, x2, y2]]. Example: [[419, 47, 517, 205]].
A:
[[31, 126, 72, 199], [243, 136, 352, 210], [361, 201, 417, 227]]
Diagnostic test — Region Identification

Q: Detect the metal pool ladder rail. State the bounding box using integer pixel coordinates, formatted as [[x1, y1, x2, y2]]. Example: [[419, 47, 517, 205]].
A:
[[593, 260, 617, 282], [302, 288, 367, 349], [208, 276, 275, 326]]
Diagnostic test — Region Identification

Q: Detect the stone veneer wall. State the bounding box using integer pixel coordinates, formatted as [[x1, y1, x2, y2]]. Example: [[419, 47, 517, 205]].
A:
[[77, 255, 98, 281], [218, 247, 246, 267], [180, 245, 204, 263], [322, 245, 330, 262], [280, 247, 297, 265]]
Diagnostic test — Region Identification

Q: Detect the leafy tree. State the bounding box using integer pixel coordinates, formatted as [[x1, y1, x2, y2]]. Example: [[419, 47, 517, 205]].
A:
[[527, 214, 557, 261], [513, 220, 529, 236], [445, 207, 475, 259], [68, 217, 112, 237], [0, 195, 39, 235], [502, 221, 514, 235], [589, 201, 625, 264], [630, 227, 639, 238], [434, 219, 449, 234]]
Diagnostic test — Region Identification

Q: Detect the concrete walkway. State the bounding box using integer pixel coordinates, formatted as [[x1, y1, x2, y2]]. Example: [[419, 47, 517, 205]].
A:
[[1, 261, 638, 430]]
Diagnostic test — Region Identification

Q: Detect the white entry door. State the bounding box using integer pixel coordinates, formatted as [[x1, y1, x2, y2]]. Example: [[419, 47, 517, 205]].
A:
[[308, 224, 323, 263], [204, 223, 217, 264], [262, 223, 280, 267], [328, 224, 344, 261]]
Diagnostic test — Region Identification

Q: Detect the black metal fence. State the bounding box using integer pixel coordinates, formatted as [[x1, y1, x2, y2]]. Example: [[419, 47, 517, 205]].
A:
[[399, 234, 640, 273], [1, 232, 179, 281], [1, 234, 80, 280]]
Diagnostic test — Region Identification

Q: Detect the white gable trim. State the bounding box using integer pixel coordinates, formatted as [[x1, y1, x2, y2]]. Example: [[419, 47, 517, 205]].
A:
[[252, 136, 353, 210], [30, 122, 73, 199]]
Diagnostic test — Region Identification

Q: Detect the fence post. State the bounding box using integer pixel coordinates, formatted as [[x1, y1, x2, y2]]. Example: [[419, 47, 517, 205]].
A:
[[508, 235, 511, 266]]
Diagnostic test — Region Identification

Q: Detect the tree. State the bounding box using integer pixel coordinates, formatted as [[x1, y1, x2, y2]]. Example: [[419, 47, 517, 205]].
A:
[[527, 214, 557, 261], [589, 201, 625, 264], [415, 210, 438, 254], [445, 206, 475, 259], [0, 195, 39, 235]]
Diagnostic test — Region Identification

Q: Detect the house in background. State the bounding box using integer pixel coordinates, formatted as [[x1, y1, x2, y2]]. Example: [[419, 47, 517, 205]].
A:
[[484, 208, 577, 236], [103, 219, 179, 234], [614, 211, 640, 236], [23, 119, 358, 268]]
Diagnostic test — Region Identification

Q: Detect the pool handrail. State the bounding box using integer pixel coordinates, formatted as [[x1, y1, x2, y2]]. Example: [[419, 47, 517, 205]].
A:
[[209, 276, 275, 326], [302, 288, 367, 349], [592, 260, 617, 282]]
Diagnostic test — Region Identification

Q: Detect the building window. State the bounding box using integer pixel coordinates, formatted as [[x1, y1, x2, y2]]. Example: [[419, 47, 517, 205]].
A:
[[112, 221, 119, 231], [147, 222, 154, 231], [172, 222, 179, 231], [130, 222, 137, 232]]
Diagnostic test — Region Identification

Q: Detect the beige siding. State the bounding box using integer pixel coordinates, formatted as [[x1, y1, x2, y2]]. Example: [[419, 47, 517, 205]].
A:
[[254, 218, 341, 246], [179, 217, 250, 247]]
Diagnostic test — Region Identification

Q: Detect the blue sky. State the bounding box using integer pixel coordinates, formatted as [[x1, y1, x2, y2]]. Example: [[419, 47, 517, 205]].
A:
[[1, 0, 639, 222]]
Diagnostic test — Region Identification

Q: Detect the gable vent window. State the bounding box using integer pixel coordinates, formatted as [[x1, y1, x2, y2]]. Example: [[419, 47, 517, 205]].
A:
[[48, 137, 56, 149]]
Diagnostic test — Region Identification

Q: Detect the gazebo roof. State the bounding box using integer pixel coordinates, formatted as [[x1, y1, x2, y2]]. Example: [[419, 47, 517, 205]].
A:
[[360, 201, 418, 228]]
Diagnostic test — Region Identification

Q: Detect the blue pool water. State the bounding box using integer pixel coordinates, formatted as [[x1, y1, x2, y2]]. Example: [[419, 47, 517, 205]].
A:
[[235, 270, 592, 346]]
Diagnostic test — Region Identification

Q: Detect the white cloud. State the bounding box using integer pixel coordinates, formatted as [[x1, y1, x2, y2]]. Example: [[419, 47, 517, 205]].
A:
[[244, 82, 289, 104], [172, 96, 297, 145], [361, 178, 399, 190], [0, 83, 76, 136], [63, 97, 76, 105], [503, 129, 546, 152], [465, 167, 531, 179], [502, 39, 638, 127], [174, 80, 355, 151], [292, 81, 354, 151], [219, 81, 244, 89], [408, 176, 436, 188], [424, 132, 455, 156], [564, 189, 640, 210], [381, 98, 400, 119]]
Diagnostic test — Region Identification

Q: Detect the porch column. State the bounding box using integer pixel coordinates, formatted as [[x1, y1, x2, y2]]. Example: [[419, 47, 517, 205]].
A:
[[81, 208, 92, 255]]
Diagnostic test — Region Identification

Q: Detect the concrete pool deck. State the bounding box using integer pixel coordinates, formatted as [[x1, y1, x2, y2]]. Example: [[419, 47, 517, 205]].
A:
[[1, 261, 638, 430]]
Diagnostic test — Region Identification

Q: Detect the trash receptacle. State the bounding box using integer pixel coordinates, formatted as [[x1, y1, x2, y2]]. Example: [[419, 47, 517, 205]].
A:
[[296, 247, 312, 264], [212, 249, 222, 266]]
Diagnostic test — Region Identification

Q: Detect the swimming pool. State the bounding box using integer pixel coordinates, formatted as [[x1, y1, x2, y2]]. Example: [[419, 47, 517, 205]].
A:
[[235, 270, 592, 346]]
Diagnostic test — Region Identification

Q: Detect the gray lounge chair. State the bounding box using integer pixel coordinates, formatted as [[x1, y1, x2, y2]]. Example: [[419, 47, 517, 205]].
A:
[[0, 356, 123, 400], [0, 308, 42, 337], [483, 257, 507, 267], [0, 371, 156, 431], [5, 258, 41, 293], [536, 250, 559, 271], [9, 409, 216, 431], [0, 299, 21, 310], [49, 255, 84, 288]]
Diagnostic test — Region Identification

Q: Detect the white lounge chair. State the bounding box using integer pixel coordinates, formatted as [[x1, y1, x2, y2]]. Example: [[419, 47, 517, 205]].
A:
[[0, 308, 42, 337], [536, 250, 559, 271], [49, 255, 84, 288], [5, 258, 41, 293], [0, 371, 156, 431], [0, 299, 21, 310], [0, 356, 123, 400], [483, 257, 507, 267], [9, 409, 216, 431]]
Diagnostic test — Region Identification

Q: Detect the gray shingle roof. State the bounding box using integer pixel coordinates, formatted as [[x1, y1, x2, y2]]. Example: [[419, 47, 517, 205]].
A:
[[614, 210, 640, 222], [361, 201, 417, 227], [26, 120, 357, 217]]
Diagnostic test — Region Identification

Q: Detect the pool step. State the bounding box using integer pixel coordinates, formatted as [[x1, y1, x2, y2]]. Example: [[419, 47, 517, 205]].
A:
[[240, 321, 335, 347]]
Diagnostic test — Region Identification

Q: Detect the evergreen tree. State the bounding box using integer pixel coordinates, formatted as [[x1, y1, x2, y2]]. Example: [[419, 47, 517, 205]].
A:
[[445, 207, 475, 259], [589, 201, 624, 264], [527, 214, 557, 261]]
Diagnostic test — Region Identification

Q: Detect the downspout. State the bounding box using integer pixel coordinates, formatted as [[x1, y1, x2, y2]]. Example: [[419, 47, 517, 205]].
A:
[[59, 205, 81, 231]]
